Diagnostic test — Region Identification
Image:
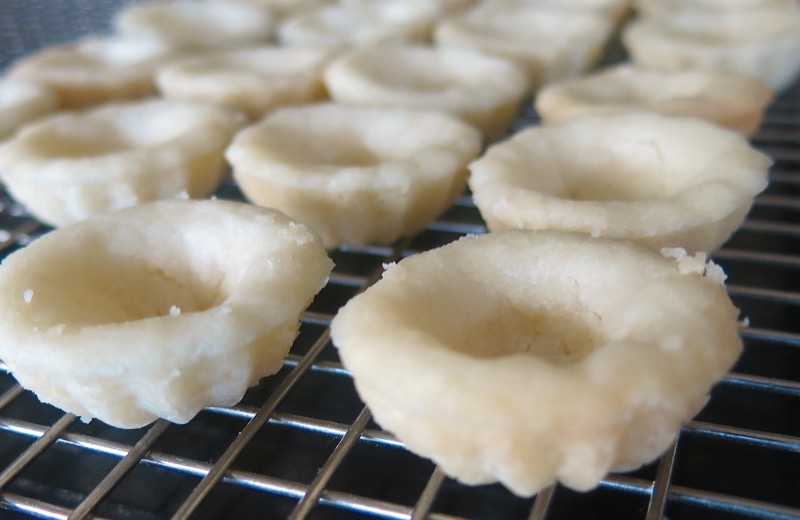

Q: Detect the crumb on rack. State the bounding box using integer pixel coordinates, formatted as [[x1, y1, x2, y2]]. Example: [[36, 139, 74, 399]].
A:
[[739, 317, 751, 328]]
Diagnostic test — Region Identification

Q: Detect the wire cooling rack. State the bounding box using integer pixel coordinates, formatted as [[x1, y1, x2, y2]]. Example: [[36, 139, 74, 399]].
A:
[[1, 1, 799, 519]]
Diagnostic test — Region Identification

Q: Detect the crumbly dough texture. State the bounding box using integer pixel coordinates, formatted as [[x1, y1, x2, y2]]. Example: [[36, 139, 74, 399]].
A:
[[0, 199, 333, 428], [434, 4, 614, 88], [468, 112, 771, 253], [331, 230, 742, 496], [156, 46, 332, 119], [535, 64, 773, 135], [7, 37, 176, 109], [622, 14, 800, 92], [324, 45, 528, 138], [0, 98, 246, 227], [115, 1, 274, 51], [0, 80, 58, 141], [226, 103, 482, 249], [278, 0, 439, 46]]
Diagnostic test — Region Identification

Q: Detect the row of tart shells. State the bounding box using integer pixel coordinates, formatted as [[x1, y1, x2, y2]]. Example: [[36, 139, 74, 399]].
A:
[[2, 0, 798, 142], [0, 0, 623, 241], [0, 91, 771, 254], [0, 0, 623, 119], [3, 0, 798, 135], [3, 0, 799, 113], [0, 0, 785, 253]]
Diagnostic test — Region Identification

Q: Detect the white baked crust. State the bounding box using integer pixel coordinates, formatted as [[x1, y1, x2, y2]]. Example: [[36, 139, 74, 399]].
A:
[[0, 98, 246, 227], [331, 230, 742, 496], [226, 103, 482, 249], [7, 37, 176, 108], [0, 199, 333, 428], [340, 0, 476, 17], [636, 2, 800, 38], [324, 45, 528, 138], [0, 80, 58, 141], [468, 112, 771, 253], [636, 0, 797, 12], [622, 13, 800, 92], [156, 46, 332, 119], [278, 0, 438, 46], [534, 64, 773, 135], [115, 1, 274, 51], [435, 4, 614, 88], [209, 0, 334, 19], [484, 0, 631, 20]]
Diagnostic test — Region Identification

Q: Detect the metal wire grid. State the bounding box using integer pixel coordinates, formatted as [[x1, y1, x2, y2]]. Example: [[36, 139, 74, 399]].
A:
[[0, 2, 799, 520]]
